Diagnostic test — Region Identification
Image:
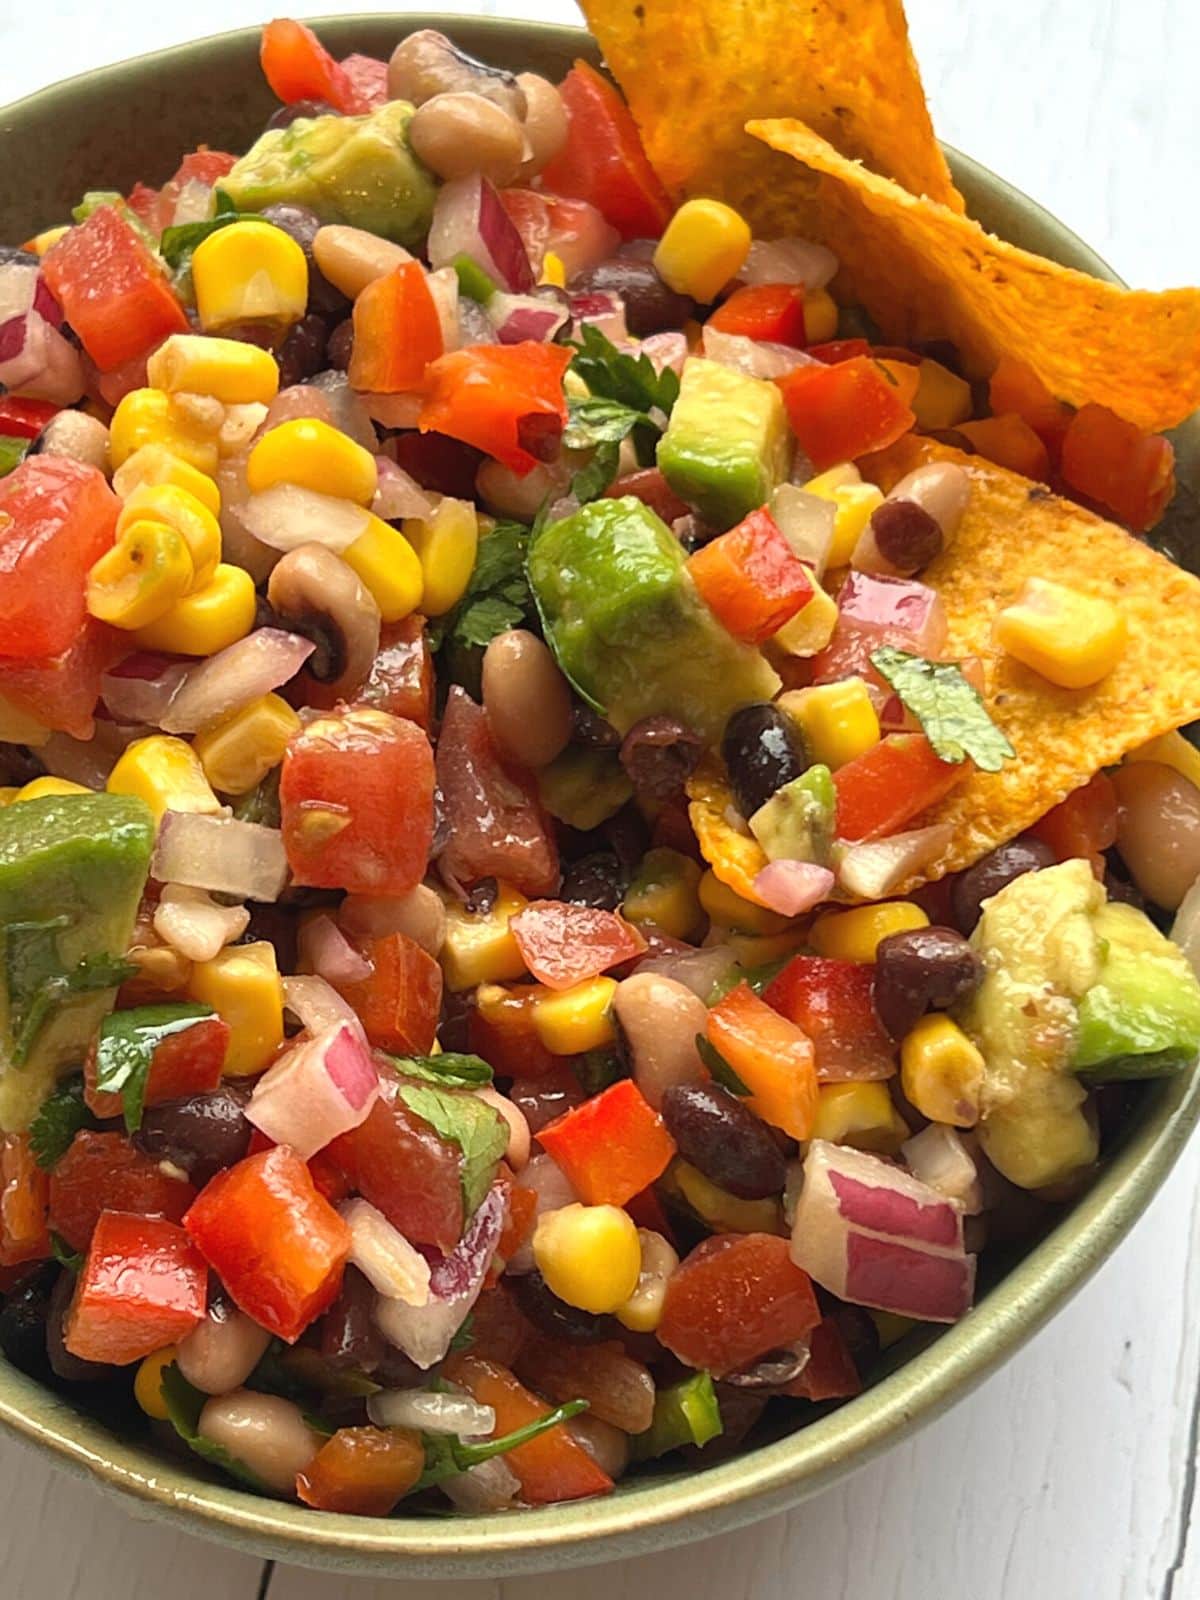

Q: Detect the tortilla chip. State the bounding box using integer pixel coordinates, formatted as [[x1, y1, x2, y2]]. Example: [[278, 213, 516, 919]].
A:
[[748, 119, 1200, 431], [687, 755, 770, 906], [576, 0, 961, 244], [858, 436, 1200, 886]]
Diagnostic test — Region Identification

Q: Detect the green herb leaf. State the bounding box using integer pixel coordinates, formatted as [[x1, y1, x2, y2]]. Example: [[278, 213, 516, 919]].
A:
[[434, 520, 536, 655], [50, 1233, 83, 1273], [414, 1398, 589, 1491], [3, 916, 135, 1069], [29, 1077, 92, 1169], [398, 1084, 509, 1216], [869, 647, 1016, 772], [160, 1363, 268, 1491], [573, 1049, 626, 1096], [159, 190, 252, 270], [94, 1003, 217, 1133], [232, 767, 281, 828], [392, 1051, 494, 1088], [448, 1311, 476, 1354], [695, 1034, 752, 1096], [570, 438, 621, 504], [568, 324, 680, 418], [564, 396, 652, 449]]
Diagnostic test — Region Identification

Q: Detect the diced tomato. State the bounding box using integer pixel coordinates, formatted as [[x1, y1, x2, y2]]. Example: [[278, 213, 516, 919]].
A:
[[687, 507, 814, 644], [540, 61, 671, 241], [510, 902, 646, 990], [811, 572, 945, 692], [469, 1283, 531, 1366], [833, 734, 967, 843], [87, 344, 159, 408], [1060, 403, 1175, 532], [764, 956, 895, 1082], [0, 618, 124, 738], [499, 190, 552, 278], [443, 1353, 613, 1503], [150, 148, 239, 233], [419, 343, 571, 475], [706, 983, 819, 1140], [988, 355, 1072, 462], [185, 1145, 350, 1342], [497, 1180, 538, 1265], [956, 414, 1050, 481], [260, 18, 365, 114], [308, 1148, 353, 1207], [536, 1079, 676, 1207], [0, 397, 58, 440], [348, 262, 443, 394], [542, 194, 621, 281], [807, 338, 871, 364], [436, 687, 559, 897], [657, 1233, 821, 1375], [125, 182, 162, 226], [709, 284, 807, 346], [0, 1135, 50, 1268], [339, 53, 389, 110], [468, 982, 559, 1079], [777, 357, 915, 470], [83, 1015, 228, 1119], [357, 616, 434, 729], [625, 1183, 676, 1244], [334, 931, 442, 1054], [784, 1313, 864, 1400], [296, 1425, 424, 1514], [604, 466, 690, 523], [64, 1210, 206, 1365], [49, 1131, 195, 1253], [42, 207, 188, 370], [1028, 771, 1118, 878], [328, 1086, 464, 1252], [281, 709, 435, 895]]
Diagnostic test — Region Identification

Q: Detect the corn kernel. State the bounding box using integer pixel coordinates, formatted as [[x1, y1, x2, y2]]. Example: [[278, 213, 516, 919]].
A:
[[615, 1228, 678, 1333], [188, 941, 284, 1077], [622, 847, 703, 941], [802, 287, 839, 343], [14, 776, 91, 802], [342, 514, 424, 622], [698, 868, 790, 935], [811, 1082, 910, 1154], [912, 358, 972, 430], [109, 389, 221, 476], [769, 572, 838, 657], [1126, 729, 1200, 792], [108, 735, 222, 822], [25, 224, 69, 256], [112, 445, 221, 517], [87, 520, 195, 630], [779, 678, 881, 771], [540, 251, 566, 288], [402, 498, 479, 616], [675, 1160, 783, 1233], [653, 199, 752, 303], [0, 697, 49, 746], [995, 577, 1127, 690], [533, 1203, 642, 1314], [900, 1014, 985, 1127], [148, 334, 281, 407], [533, 976, 618, 1054], [118, 483, 222, 590], [804, 473, 885, 568], [810, 900, 929, 963], [134, 1346, 178, 1420], [247, 417, 378, 507], [441, 883, 528, 991], [131, 563, 257, 656], [192, 219, 308, 333], [192, 694, 301, 796]]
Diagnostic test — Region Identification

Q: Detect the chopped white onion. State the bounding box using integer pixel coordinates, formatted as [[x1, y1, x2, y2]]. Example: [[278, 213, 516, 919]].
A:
[[741, 237, 838, 292], [246, 1024, 380, 1159], [1172, 872, 1200, 978], [308, 370, 381, 454], [426, 265, 462, 352], [701, 326, 816, 380], [171, 179, 215, 227], [340, 1197, 431, 1305], [282, 974, 364, 1038], [152, 810, 289, 901], [214, 454, 279, 583], [367, 1389, 495, 1436], [156, 629, 314, 734], [488, 292, 568, 344], [298, 913, 372, 984], [638, 330, 689, 377], [363, 392, 425, 431], [507, 1153, 578, 1275], [636, 943, 739, 1001], [569, 291, 627, 345], [218, 402, 270, 457], [372, 458, 434, 521], [0, 310, 85, 404], [770, 484, 836, 577], [901, 1125, 983, 1213], [240, 482, 371, 553], [153, 884, 250, 963], [373, 1188, 505, 1366], [40, 724, 132, 789], [752, 859, 835, 916], [439, 1456, 520, 1512], [836, 823, 956, 900], [0, 258, 38, 322], [427, 174, 534, 293]]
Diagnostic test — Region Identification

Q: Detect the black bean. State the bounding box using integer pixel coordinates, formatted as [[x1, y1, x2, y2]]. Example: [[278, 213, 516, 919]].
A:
[[258, 202, 347, 316], [510, 1269, 615, 1343], [318, 1265, 389, 1373], [275, 312, 329, 388], [873, 925, 983, 1039], [661, 1083, 787, 1199], [325, 316, 354, 371], [465, 877, 499, 916], [0, 1263, 56, 1377], [265, 98, 337, 131], [571, 257, 695, 337], [133, 1086, 252, 1187], [46, 1269, 112, 1383], [720, 702, 808, 820], [619, 716, 704, 802], [825, 1301, 880, 1375], [870, 498, 942, 573], [571, 703, 622, 749], [950, 836, 1057, 933], [722, 1346, 809, 1389], [616, 238, 659, 263], [560, 852, 627, 910]]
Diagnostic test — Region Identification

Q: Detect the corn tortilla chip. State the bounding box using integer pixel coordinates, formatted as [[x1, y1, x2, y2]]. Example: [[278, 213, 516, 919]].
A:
[[687, 755, 770, 906], [748, 118, 1200, 431], [858, 436, 1200, 887]]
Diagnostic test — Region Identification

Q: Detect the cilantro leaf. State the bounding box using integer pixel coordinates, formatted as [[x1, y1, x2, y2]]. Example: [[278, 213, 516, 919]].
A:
[[564, 396, 653, 449], [160, 1363, 268, 1492], [29, 1077, 92, 1169], [433, 520, 536, 655], [397, 1083, 508, 1216], [568, 324, 680, 418], [232, 767, 281, 828], [3, 915, 135, 1069], [570, 439, 621, 504], [448, 1311, 476, 1354], [391, 1051, 494, 1088], [159, 190, 247, 271], [94, 1003, 216, 1133], [573, 1049, 626, 1096], [414, 1398, 589, 1491], [50, 1232, 83, 1273], [695, 1034, 751, 1096], [869, 647, 1016, 772]]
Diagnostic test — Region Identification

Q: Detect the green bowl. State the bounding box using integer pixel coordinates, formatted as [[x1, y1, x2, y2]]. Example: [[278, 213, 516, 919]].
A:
[[1, 14, 1198, 1580]]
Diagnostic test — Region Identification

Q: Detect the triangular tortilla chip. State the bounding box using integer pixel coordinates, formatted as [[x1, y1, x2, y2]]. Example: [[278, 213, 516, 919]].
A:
[[749, 118, 1200, 430]]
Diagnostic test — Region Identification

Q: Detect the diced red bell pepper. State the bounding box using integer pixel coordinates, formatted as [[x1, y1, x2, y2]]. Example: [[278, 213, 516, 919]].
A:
[[510, 901, 647, 991], [436, 687, 559, 897], [348, 262, 443, 394], [281, 708, 435, 895], [339, 53, 389, 110], [296, 1425, 425, 1514], [357, 616, 434, 729], [83, 1015, 228, 1119], [706, 983, 819, 1141], [536, 1078, 676, 1207], [764, 956, 896, 1082], [0, 397, 58, 440], [328, 1085, 464, 1252], [0, 618, 123, 739], [42, 206, 188, 370], [539, 61, 672, 241], [783, 1313, 864, 1400], [625, 1182, 676, 1245], [497, 1179, 539, 1265], [657, 1233, 821, 1376], [468, 982, 560, 1079], [419, 343, 571, 476], [777, 357, 915, 471], [1028, 771, 1118, 879], [64, 1209, 207, 1365], [0, 1134, 50, 1268], [956, 414, 1050, 482], [185, 1145, 351, 1342], [687, 507, 814, 644], [708, 284, 807, 347], [499, 189, 552, 278], [443, 1352, 613, 1503], [1060, 402, 1176, 532], [469, 1283, 531, 1366], [260, 18, 365, 114], [987, 355, 1072, 463], [333, 931, 442, 1055], [49, 1130, 195, 1253], [604, 466, 690, 524], [807, 338, 871, 364], [833, 734, 967, 843], [126, 182, 162, 227]]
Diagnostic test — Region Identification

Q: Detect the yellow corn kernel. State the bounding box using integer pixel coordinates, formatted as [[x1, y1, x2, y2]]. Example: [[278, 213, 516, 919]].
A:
[[25, 224, 69, 256], [698, 868, 790, 935], [872, 1311, 917, 1349], [769, 572, 838, 658], [108, 735, 222, 822], [134, 1346, 179, 1420], [779, 678, 881, 771], [192, 694, 301, 796], [113, 445, 221, 518], [109, 389, 221, 476], [148, 334, 280, 407], [533, 1203, 642, 1314], [825, 486, 885, 567], [188, 941, 285, 1077], [14, 776, 91, 802], [131, 563, 257, 656], [802, 286, 838, 343], [811, 1082, 910, 1155], [653, 199, 752, 303], [622, 847, 704, 941], [615, 1228, 679, 1333], [540, 251, 566, 288], [192, 219, 308, 333], [441, 882, 528, 991], [532, 976, 618, 1055], [675, 1161, 783, 1233], [86, 520, 195, 630], [900, 1013, 985, 1128], [118, 483, 222, 590], [913, 358, 972, 430], [810, 900, 929, 963], [402, 498, 479, 617], [247, 417, 378, 507], [1126, 729, 1200, 792], [995, 577, 1127, 690], [342, 514, 424, 622]]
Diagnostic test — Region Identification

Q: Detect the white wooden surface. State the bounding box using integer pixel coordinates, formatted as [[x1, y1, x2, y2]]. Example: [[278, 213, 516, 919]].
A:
[[2, 3, 1199, 1595]]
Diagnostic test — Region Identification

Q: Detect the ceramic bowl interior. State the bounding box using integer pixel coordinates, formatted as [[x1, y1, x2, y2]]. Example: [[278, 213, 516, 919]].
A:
[[0, 15, 1198, 1579]]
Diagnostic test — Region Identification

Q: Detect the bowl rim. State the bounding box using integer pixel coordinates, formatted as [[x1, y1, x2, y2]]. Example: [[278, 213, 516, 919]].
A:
[[1, 13, 1198, 1579]]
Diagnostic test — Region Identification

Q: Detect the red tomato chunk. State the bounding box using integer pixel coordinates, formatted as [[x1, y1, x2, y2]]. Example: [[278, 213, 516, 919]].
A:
[[296, 1426, 425, 1515], [419, 343, 571, 476], [832, 734, 967, 842], [764, 956, 895, 1082], [708, 284, 807, 347], [84, 1016, 228, 1119], [334, 932, 442, 1054], [658, 1233, 821, 1376], [510, 901, 647, 990], [776, 357, 915, 470], [64, 1210, 206, 1365], [49, 1130, 195, 1253], [0, 1134, 49, 1268], [687, 507, 813, 644], [536, 1078, 676, 1206], [358, 616, 435, 730], [328, 1085, 464, 1252]]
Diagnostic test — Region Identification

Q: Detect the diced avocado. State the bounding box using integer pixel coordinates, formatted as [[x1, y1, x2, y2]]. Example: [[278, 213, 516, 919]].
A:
[[630, 1371, 723, 1461], [623, 847, 704, 941], [223, 102, 437, 246], [749, 765, 834, 864], [657, 357, 791, 531], [1073, 901, 1200, 1078], [0, 794, 155, 1131], [536, 747, 633, 831], [528, 497, 780, 742]]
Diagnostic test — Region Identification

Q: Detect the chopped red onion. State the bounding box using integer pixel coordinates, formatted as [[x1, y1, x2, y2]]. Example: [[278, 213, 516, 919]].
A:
[[171, 178, 215, 227], [298, 913, 372, 985], [901, 1125, 982, 1214], [488, 292, 568, 345], [508, 1154, 578, 1274], [40, 724, 134, 789], [0, 311, 84, 404], [770, 484, 836, 576], [427, 1185, 505, 1300], [246, 1025, 380, 1160], [154, 629, 313, 735], [341, 1196, 432, 1304], [570, 291, 628, 344], [282, 974, 363, 1038], [152, 811, 290, 901], [309, 369, 381, 454], [741, 237, 838, 292], [0, 259, 38, 322], [33, 277, 63, 329], [153, 884, 250, 963], [752, 859, 835, 916], [636, 943, 739, 1001], [372, 457, 435, 520], [638, 330, 688, 376], [701, 325, 816, 380], [362, 392, 425, 431], [835, 571, 948, 658], [100, 655, 191, 725], [368, 1389, 495, 1436], [428, 174, 534, 293], [256, 385, 335, 436], [240, 482, 372, 553], [836, 823, 956, 900], [515, 410, 563, 464], [547, 201, 619, 282]]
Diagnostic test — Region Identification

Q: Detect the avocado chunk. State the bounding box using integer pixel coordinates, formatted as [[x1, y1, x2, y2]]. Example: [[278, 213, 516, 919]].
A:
[[536, 746, 633, 831], [223, 101, 437, 246], [0, 794, 156, 1131], [1073, 901, 1200, 1077], [657, 357, 791, 531], [528, 497, 780, 742], [749, 765, 835, 864]]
